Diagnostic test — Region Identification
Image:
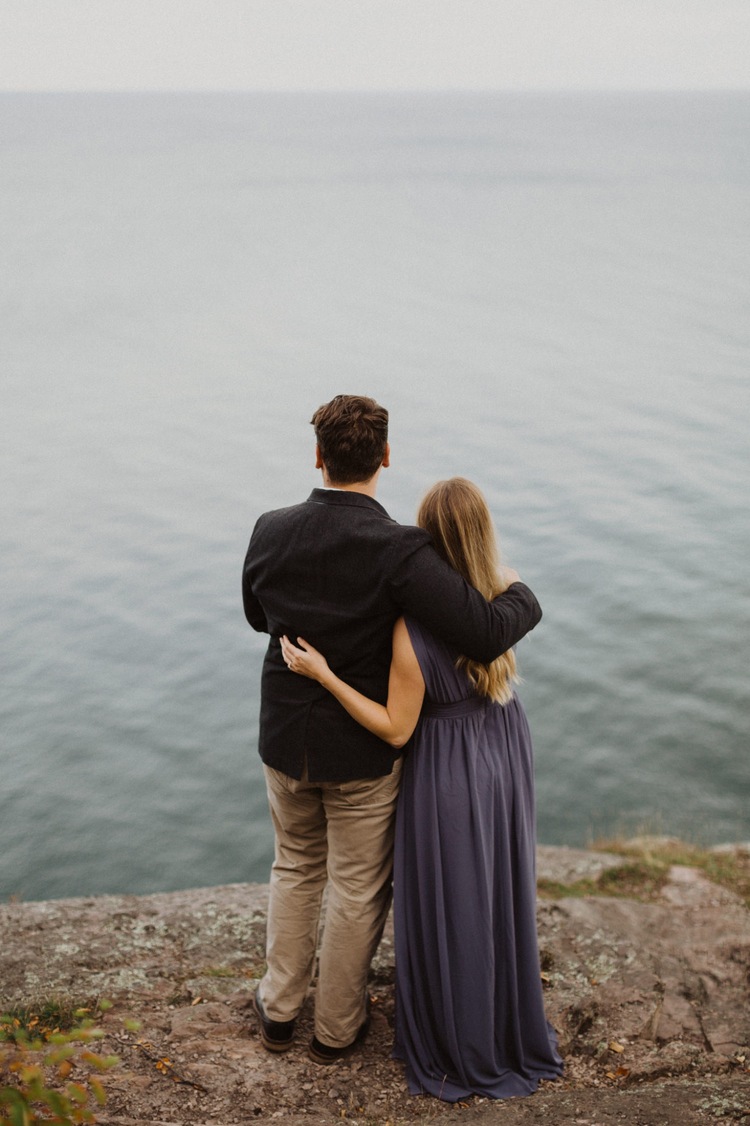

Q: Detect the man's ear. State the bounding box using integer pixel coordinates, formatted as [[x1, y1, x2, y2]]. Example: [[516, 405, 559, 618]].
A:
[[315, 444, 324, 470], [382, 442, 390, 469]]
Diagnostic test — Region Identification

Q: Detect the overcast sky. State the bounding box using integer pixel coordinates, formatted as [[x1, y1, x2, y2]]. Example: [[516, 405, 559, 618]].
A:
[[1, 0, 749, 92]]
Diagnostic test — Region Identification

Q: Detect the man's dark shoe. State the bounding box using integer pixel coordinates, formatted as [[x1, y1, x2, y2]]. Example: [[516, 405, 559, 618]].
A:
[[308, 1012, 370, 1065], [253, 990, 295, 1052]]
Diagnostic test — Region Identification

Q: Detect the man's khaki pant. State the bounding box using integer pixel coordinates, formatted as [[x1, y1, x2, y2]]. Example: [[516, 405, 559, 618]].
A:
[[259, 759, 402, 1047]]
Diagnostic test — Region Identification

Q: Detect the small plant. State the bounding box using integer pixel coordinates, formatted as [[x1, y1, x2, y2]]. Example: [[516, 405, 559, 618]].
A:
[[0, 1000, 119, 1126]]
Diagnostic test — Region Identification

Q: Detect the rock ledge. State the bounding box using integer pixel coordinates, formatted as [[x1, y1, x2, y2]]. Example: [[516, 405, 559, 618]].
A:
[[2, 845, 748, 1124]]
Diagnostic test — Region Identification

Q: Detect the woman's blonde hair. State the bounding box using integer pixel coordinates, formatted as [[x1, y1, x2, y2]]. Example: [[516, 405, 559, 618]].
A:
[[417, 477, 519, 704]]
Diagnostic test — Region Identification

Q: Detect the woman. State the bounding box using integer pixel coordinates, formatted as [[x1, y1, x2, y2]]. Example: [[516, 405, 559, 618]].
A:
[[280, 478, 562, 1101]]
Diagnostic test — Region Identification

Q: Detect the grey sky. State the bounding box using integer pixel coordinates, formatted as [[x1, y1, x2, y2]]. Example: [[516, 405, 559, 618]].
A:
[[2, 0, 749, 91]]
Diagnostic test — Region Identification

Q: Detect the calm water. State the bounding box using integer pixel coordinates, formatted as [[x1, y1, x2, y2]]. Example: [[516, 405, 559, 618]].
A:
[[1, 91, 748, 902]]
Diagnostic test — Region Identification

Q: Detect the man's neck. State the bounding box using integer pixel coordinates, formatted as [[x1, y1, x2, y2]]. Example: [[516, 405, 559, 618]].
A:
[[324, 479, 379, 499]]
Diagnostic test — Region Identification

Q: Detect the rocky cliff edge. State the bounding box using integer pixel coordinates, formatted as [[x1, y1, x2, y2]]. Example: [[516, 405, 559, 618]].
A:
[[1, 842, 749, 1125]]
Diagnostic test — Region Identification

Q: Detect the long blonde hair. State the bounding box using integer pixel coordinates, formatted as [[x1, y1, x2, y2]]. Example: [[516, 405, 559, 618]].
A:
[[417, 477, 519, 704]]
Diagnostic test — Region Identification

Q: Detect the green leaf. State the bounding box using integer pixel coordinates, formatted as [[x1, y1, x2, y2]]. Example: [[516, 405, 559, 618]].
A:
[[90, 1077, 107, 1106], [0, 1087, 31, 1126], [40, 1087, 70, 1116], [67, 1081, 89, 1104]]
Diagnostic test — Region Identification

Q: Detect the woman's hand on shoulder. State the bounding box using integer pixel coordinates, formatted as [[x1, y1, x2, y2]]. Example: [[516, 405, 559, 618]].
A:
[[280, 635, 330, 683]]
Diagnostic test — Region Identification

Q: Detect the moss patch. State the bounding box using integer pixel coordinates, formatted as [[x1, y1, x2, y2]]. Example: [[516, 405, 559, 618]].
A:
[[538, 839, 750, 907], [597, 839, 750, 907], [538, 859, 670, 902]]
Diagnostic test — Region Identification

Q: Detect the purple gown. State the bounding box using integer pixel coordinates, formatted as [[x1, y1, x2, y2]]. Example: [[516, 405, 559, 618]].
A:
[[392, 617, 563, 1102]]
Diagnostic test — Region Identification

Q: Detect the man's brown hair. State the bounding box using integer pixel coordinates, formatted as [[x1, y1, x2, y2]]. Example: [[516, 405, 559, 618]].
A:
[[310, 395, 389, 485]]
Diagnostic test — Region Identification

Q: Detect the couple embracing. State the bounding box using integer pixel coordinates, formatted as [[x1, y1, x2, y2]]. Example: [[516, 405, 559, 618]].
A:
[[242, 394, 562, 1102]]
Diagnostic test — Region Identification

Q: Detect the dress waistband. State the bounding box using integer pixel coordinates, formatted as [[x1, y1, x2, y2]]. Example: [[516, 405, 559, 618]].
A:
[[420, 696, 488, 719]]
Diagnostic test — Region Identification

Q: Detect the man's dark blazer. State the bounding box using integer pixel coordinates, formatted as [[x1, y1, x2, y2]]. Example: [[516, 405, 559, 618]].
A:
[[242, 488, 542, 782]]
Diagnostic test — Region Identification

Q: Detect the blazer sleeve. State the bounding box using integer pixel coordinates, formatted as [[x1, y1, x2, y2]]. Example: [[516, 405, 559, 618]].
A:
[[389, 538, 542, 663], [242, 528, 269, 633]]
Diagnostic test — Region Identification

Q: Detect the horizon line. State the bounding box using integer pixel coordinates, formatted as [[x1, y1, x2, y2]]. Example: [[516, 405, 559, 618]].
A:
[[1, 85, 748, 96]]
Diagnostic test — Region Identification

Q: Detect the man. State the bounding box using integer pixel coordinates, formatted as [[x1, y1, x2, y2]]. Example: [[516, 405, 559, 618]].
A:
[[242, 394, 541, 1064]]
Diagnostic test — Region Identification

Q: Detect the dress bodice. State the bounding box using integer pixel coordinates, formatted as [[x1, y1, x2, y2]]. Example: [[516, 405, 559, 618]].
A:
[[404, 615, 476, 706]]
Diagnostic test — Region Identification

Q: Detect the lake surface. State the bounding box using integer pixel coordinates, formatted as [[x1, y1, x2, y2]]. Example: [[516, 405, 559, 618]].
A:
[[1, 91, 748, 901]]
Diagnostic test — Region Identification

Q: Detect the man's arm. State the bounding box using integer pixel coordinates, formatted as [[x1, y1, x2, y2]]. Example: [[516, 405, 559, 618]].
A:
[[390, 540, 541, 663], [242, 537, 269, 633]]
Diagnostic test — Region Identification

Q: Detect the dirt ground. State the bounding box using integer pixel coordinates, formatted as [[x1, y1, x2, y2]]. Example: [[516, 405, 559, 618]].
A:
[[1, 844, 749, 1125]]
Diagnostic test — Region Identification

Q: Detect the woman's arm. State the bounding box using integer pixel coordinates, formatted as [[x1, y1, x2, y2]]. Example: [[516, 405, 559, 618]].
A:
[[280, 618, 425, 749]]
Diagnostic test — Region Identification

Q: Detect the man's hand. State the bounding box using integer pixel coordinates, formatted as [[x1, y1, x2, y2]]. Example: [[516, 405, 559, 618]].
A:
[[498, 565, 521, 589]]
